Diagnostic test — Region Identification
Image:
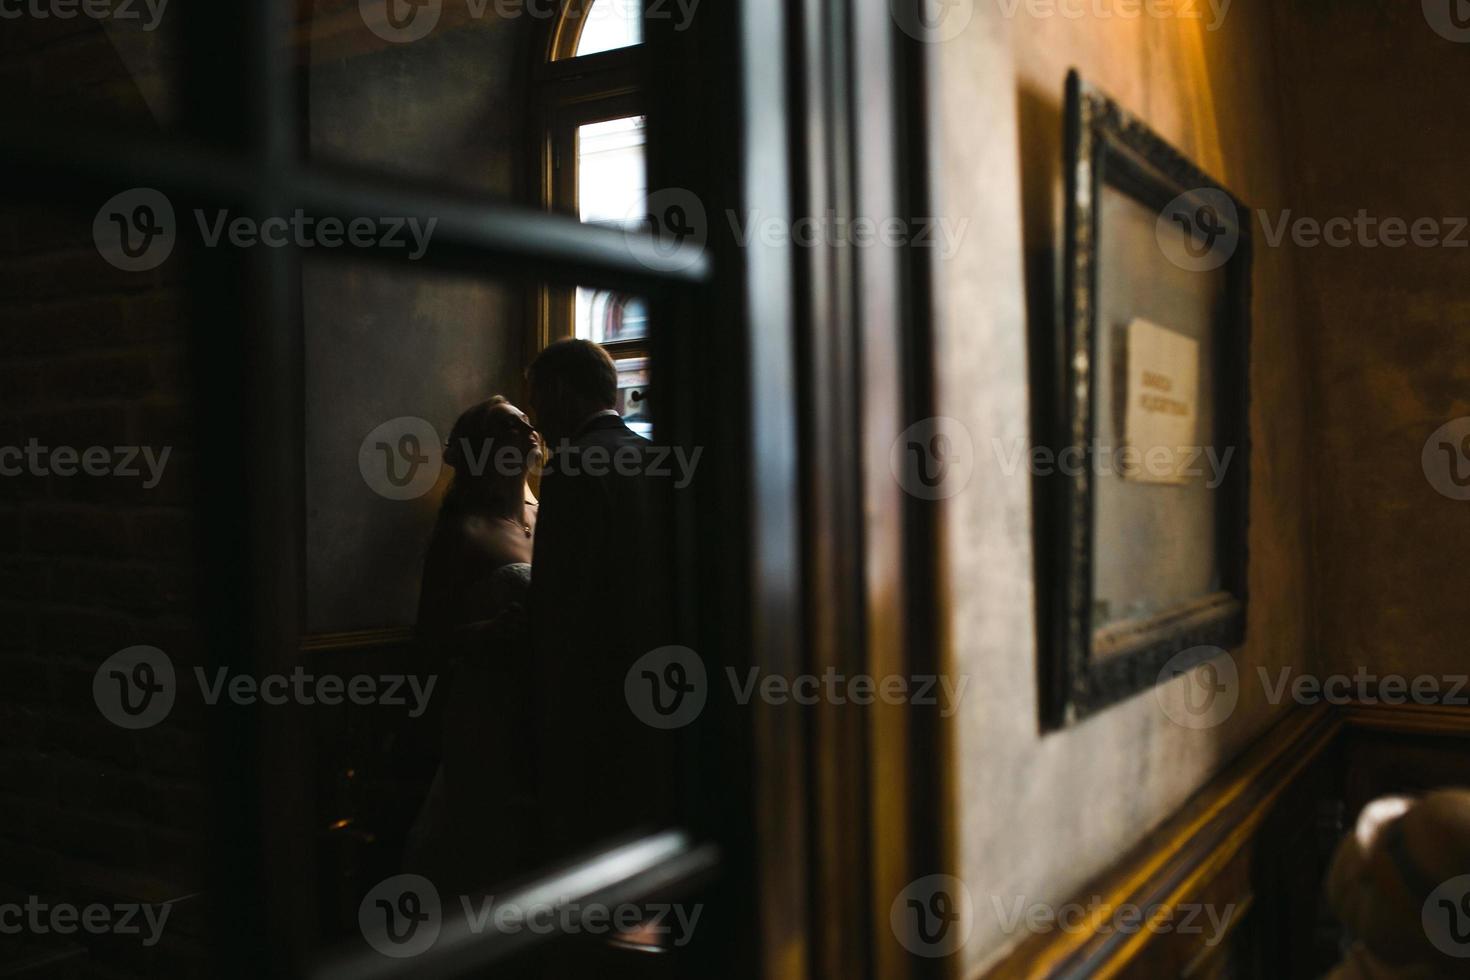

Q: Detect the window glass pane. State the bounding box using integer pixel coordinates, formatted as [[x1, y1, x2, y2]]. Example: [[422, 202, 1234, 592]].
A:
[[304, 265, 689, 968], [573, 0, 643, 56], [577, 115, 647, 226], [614, 354, 653, 439], [575, 116, 649, 342], [576, 289, 649, 344]]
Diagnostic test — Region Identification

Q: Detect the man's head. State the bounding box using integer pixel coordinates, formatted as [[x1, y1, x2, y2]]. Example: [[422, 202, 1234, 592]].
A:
[[527, 338, 618, 444]]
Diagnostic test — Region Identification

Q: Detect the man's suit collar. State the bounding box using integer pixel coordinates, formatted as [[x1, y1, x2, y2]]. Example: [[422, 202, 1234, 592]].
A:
[[574, 410, 625, 437]]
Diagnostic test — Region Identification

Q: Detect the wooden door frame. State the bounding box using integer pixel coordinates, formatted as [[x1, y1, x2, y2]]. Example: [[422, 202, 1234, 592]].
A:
[[662, 0, 949, 977]]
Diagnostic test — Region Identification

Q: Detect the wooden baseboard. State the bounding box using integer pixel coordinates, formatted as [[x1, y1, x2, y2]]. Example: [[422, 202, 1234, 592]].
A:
[[300, 626, 416, 653]]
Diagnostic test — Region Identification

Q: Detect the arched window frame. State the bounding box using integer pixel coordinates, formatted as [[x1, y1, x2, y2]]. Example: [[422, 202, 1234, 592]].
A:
[[546, 0, 642, 61], [531, 0, 649, 354]]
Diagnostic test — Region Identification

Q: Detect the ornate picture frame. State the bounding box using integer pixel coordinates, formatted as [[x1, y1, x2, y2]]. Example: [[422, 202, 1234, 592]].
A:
[[1041, 70, 1253, 727]]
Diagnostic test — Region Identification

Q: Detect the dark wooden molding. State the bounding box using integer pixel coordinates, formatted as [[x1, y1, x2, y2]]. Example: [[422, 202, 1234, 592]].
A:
[[1344, 701, 1470, 737], [300, 626, 416, 653]]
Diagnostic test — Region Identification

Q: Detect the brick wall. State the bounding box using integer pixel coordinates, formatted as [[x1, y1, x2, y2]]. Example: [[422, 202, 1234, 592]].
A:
[[0, 11, 208, 975]]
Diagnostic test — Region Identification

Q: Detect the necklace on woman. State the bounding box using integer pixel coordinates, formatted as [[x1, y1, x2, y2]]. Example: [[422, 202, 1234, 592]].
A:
[[498, 502, 534, 537], [499, 515, 532, 537]]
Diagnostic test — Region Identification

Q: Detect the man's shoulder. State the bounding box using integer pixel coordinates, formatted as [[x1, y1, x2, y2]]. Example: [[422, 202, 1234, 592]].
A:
[[575, 415, 650, 451], [541, 419, 650, 492]]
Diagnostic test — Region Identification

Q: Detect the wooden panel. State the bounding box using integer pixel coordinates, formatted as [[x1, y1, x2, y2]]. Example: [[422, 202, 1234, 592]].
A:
[[986, 705, 1339, 979], [1121, 848, 1253, 979], [983, 703, 1470, 979]]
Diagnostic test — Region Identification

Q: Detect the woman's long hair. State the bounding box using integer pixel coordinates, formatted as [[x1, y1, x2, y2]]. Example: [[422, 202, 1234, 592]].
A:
[[440, 395, 511, 515]]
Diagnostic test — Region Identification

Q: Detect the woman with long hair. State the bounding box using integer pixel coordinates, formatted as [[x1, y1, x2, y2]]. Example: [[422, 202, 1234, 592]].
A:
[[416, 395, 541, 633], [406, 395, 543, 892]]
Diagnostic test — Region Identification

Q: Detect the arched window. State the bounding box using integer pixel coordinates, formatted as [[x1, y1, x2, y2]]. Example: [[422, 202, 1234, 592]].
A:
[[537, 0, 653, 434], [572, 0, 643, 56], [548, 0, 643, 62]]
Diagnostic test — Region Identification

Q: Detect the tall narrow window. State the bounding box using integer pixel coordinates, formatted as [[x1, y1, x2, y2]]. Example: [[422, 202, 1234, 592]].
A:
[[575, 113, 650, 353], [540, 2, 653, 435]]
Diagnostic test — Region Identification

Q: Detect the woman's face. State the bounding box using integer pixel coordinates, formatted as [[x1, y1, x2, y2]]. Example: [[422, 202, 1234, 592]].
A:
[[488, 401, 542, 474]]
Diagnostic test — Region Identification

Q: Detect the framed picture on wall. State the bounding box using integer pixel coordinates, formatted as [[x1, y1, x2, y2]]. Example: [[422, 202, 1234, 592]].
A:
[[1040, 70, 1252, 727]]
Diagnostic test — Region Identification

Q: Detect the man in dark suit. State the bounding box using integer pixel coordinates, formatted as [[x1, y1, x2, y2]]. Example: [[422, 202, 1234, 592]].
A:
[[526, 338, 671, 857]]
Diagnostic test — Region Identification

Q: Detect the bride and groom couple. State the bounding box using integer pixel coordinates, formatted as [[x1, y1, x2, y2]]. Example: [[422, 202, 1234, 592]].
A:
[[408, 338, 673, 892]]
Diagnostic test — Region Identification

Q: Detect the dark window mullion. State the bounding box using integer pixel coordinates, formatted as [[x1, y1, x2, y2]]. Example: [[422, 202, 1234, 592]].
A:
[[602, 339, 650, 358], [0, 135, 709, 289], [177, 0, 308, 975], [309, 830, 719, 980]]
